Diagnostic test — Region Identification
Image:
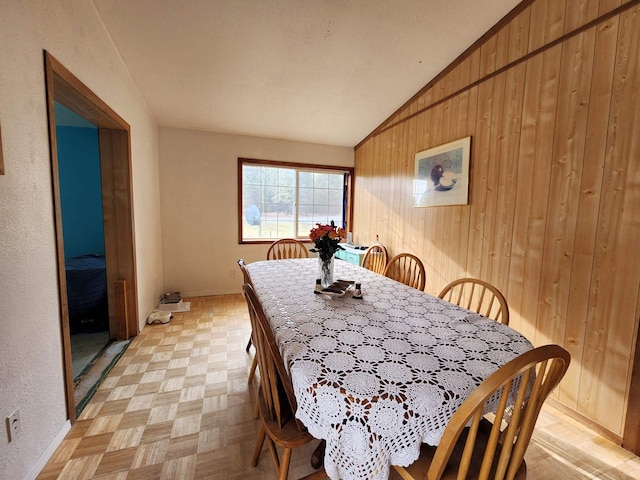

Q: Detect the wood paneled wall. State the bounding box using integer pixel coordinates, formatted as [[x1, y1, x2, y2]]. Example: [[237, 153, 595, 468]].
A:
[[354, 0, 640, 439]]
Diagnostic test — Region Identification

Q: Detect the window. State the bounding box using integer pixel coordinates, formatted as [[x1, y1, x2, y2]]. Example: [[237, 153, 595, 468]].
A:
[[238, 158, 353, 243]]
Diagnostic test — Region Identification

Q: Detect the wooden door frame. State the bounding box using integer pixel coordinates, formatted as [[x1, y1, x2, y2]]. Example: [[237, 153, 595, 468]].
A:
[[44, 51, 139, 423]]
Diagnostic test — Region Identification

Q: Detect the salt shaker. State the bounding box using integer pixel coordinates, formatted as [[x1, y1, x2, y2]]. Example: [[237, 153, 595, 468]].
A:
[[315, 278, 322, 291], [352, 283, 363, 299]]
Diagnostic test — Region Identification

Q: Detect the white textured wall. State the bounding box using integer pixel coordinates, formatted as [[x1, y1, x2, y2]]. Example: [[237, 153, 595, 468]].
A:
[[158, 128, 354, 296], [0, 1, 163, 478]]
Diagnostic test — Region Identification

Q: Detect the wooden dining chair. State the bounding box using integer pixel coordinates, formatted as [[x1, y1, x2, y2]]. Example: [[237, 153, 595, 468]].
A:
[[267, 238, 309, 260], [362, 242, 388, 274], [392, 344, 570, 480], [384, 253, 426, 290], [238, 259, 258, 384], [438, 277, 510, 325], [242, 283, 325, 480]]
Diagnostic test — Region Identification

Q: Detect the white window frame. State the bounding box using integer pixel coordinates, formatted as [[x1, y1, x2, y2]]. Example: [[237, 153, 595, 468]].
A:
[[238, 158, 353, 244]]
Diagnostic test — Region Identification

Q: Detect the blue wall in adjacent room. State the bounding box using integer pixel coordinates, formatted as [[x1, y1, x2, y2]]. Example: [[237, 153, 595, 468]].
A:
[[56, 124, 105, 259]]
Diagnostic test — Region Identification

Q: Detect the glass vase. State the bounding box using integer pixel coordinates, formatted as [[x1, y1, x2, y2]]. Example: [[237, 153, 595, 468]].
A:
[[318, 255, 335, 288]]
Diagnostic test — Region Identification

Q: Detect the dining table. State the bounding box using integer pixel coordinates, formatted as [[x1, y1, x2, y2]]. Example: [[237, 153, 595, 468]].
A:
[[246, 257, 533, 480]]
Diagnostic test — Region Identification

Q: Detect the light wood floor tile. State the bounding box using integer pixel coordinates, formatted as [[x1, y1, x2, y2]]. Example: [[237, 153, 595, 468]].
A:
[[106, 426, 145, 452], [85, 414, 123, 437], [49, 438, 82, 463], [71, 432, 113, 459], [77, 402, 104, 420], [93, 446, 137, 476], [130, 438, 170, 469], [126, 393, 155, 412], [37, 294, 640, 480], [139, 421, 173, 445], [58, 453, 103, 479], [97, 400, 129, 417]]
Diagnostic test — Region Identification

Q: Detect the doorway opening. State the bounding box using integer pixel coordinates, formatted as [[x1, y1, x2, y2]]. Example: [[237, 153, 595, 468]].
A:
[[44, 51, 139, 423], [54, 102, 117, 413]]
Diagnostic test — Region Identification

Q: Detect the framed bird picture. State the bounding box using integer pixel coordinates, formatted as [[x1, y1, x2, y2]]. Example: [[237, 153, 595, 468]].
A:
[[413, 136, 471, 207]]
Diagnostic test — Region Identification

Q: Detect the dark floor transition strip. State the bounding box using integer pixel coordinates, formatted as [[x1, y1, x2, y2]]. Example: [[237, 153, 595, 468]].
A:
[[74, 339, 131, 417]]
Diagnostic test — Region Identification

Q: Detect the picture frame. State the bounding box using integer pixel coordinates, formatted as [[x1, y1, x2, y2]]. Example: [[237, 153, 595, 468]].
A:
[[413, 136, 471, 207]]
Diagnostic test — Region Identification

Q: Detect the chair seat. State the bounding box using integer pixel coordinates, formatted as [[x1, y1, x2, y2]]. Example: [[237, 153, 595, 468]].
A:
[[398, 425, 527, 480], [258, 389, 315, 448]]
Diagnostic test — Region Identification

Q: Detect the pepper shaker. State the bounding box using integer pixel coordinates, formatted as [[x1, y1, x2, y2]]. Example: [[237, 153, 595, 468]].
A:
[[352, 283, 363, 299]]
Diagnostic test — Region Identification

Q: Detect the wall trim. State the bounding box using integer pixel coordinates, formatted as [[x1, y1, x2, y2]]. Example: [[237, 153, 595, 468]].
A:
[[24, 420, 71, 480], [546, 398, 622, 446]]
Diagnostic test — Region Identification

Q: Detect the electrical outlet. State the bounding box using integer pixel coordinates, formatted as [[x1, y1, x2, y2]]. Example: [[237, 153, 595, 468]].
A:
[[230, 268, 237, 278], [6, 408, 20, 442]]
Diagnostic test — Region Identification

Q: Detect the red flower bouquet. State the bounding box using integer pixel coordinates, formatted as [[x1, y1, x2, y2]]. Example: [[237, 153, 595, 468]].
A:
[[309, 221, 346, 262]]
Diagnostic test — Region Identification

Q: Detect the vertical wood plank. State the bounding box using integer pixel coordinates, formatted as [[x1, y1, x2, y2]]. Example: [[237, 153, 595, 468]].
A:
[[488, 7, 523, 296], [438, 98, 458, 290], [508, 45, 563, 344], [508, 6, 532, 64], [455, 85, 477, 289], [492, 63, 526, 299], [563, 15, 619, 409], [448, 74, 475, 290], [600, 0, 624, 16], [467, 79, 494, 278], [409, 111, 426, 257], [356, 130, 371, 244], [480, 23, 511, 77], [564, 0, 601, 32], [421, 104, 444, 283], [529, 0, 567, 51], [391, 125, 405, 250], [433, 100, 453, 284], [352, 144, 365, 239], [484, 70, 507, 286], [467, 49, 482, 85], [379, 130, 392, 244], [404, 105, 418, 256], [480, 31, 499, 78], [395, 122, 415, 253], [537, 29, 596, 406]]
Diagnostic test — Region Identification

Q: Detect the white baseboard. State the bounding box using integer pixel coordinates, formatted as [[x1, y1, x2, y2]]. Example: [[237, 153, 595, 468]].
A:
[[24, 420, 71, 480], [181, 289, 242, 297]]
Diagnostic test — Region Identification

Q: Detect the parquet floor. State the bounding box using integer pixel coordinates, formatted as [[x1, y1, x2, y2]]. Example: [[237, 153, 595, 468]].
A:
[[37, 294, 640, 479]]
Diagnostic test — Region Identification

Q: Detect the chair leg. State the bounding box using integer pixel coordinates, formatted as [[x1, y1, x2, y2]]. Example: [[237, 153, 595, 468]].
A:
[[253, 393, 259, 419], [266, 435, 280, 474], [248, 354, 258, 383], [311, 439, 325, 468], [392, 465, 414, 480], [278, 447, 292, 480], [252, 423, 267, 467]]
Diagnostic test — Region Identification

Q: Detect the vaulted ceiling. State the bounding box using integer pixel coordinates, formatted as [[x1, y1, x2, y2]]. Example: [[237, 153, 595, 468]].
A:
[[93, 0, 522, 147]]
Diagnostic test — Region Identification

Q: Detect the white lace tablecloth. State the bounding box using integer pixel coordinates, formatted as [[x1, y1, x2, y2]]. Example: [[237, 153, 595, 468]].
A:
[[247, 258, 532, 480]]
